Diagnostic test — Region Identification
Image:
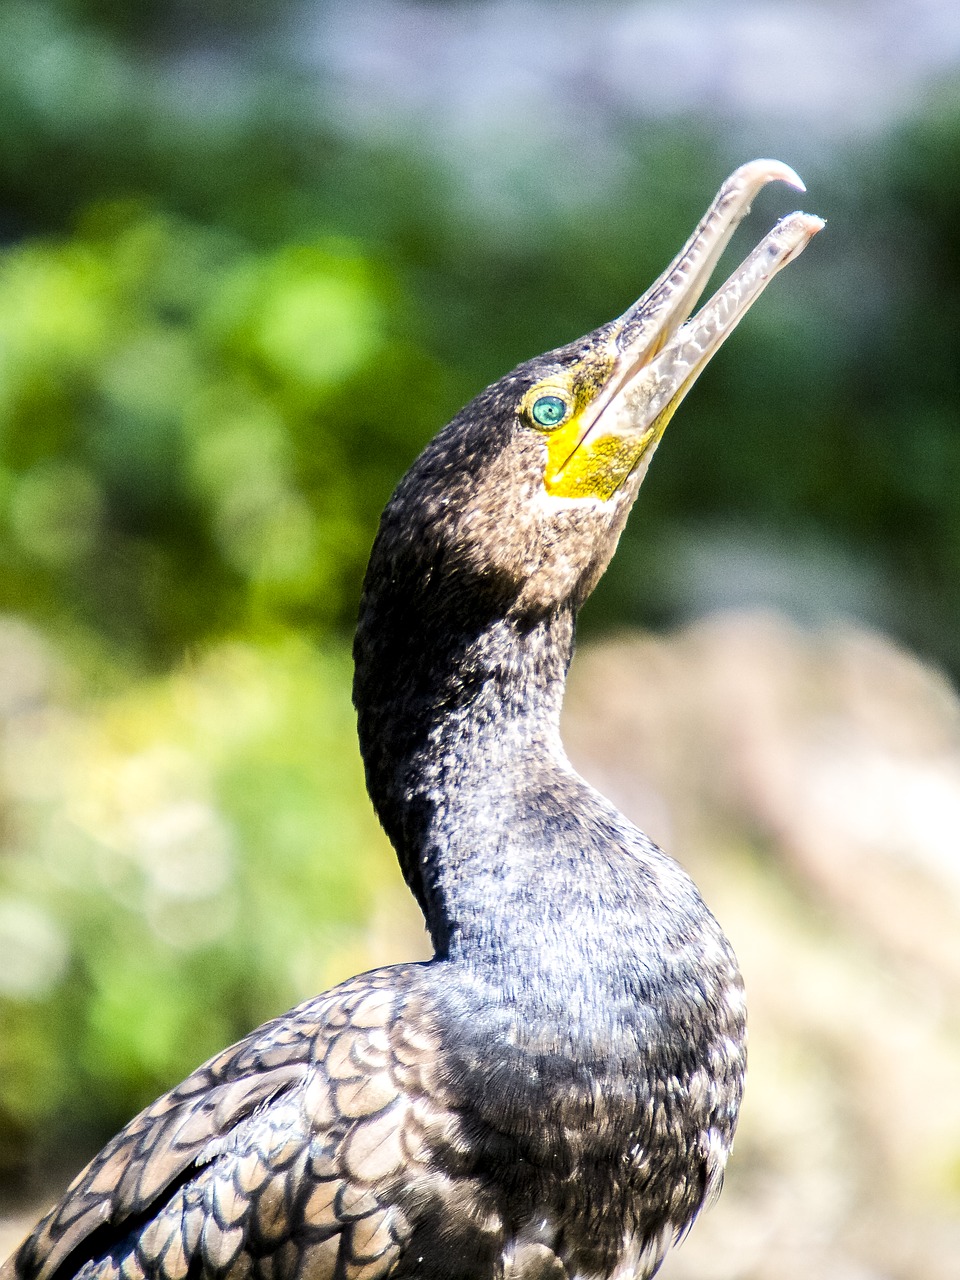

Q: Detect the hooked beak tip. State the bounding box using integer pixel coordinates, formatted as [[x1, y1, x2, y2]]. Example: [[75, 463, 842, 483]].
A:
[[733, 158, 807, 196]]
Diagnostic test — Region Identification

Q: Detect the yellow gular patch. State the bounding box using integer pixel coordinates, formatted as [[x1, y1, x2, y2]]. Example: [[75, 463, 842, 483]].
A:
[[519, 353, 656, 502], [545, 426, 657, 500]]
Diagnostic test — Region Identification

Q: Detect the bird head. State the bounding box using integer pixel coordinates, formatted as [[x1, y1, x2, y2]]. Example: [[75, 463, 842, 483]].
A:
[[376, 160, 823, 620]]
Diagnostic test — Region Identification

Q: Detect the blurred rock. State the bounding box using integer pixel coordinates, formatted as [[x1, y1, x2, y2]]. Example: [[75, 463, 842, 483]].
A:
[[564, 611, 960, 1280]]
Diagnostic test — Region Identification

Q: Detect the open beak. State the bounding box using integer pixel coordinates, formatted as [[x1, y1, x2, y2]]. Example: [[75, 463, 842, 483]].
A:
[[544, 160, 824, 500]]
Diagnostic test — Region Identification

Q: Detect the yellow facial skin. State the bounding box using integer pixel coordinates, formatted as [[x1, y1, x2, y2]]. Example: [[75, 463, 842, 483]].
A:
[[519, 353, 660, 502]]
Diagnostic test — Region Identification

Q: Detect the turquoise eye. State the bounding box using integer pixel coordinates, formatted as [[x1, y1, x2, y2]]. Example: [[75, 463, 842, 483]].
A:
[[531, 395, 569, 428]]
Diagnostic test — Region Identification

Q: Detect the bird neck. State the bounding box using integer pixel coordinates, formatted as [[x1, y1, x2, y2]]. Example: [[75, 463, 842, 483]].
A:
[[354, 569, 577, 959], [352, 537, 735, 1073]]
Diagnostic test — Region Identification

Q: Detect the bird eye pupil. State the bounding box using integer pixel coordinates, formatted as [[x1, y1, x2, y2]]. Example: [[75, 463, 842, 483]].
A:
[[531, 395, 567, 428]]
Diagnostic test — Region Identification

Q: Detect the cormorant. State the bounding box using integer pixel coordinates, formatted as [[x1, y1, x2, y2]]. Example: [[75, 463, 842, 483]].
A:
[[2, 161, 822, 1280]]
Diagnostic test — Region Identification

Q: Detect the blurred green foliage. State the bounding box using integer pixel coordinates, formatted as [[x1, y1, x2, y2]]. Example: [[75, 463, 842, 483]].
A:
[[0, 626, 419, 1181], [2, 0, 960, 1188], [0, 201, 449, 657]]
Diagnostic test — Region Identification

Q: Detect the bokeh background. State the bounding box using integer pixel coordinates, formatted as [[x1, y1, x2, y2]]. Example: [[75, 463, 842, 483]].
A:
[[1, 2, 960, 1276]]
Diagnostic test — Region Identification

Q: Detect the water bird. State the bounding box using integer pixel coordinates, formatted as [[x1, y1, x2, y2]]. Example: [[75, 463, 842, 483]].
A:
[[4, 160, 822, 1280]]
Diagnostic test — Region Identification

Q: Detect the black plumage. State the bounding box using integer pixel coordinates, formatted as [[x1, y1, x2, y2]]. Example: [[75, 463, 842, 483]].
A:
[[2, 162, 822, 1280]]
